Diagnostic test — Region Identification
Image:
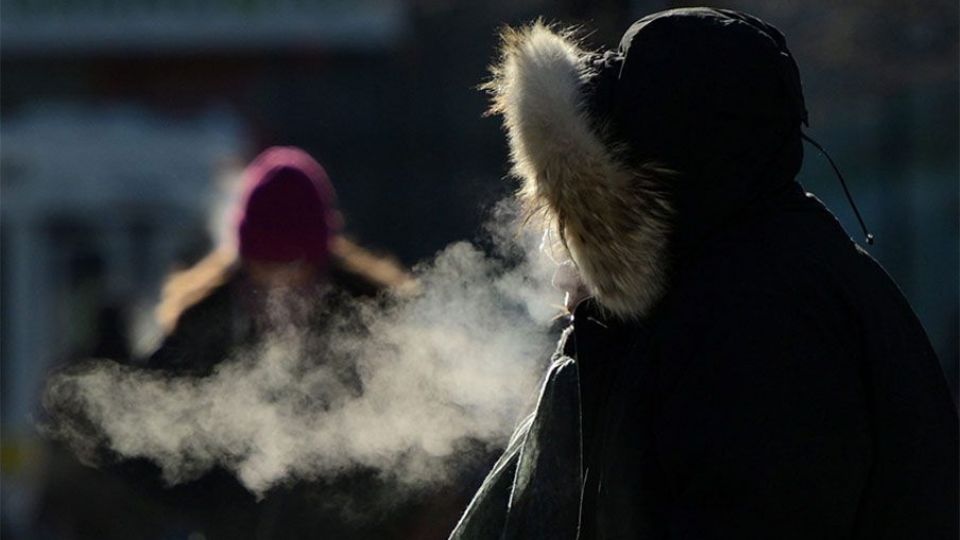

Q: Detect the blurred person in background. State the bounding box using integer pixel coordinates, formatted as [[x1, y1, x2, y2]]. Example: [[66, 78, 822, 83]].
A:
[[149, 145, 410, 375], [140, 145, 428, 540], [452, 8, 958, 540]]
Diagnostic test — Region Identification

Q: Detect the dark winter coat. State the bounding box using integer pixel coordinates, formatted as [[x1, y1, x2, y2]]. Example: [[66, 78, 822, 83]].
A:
[[454, 183, 958, 540], [576, 183, 957, 539], [453, 8, 958, 539]]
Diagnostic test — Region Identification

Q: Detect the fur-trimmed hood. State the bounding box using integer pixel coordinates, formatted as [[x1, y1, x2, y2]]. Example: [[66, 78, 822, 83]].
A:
[[486, 11, 807, 318], [486, 23, 674, 319]]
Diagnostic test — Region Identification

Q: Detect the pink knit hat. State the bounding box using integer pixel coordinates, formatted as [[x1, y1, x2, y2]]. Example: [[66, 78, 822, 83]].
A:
[[235, 146, 338, 267]]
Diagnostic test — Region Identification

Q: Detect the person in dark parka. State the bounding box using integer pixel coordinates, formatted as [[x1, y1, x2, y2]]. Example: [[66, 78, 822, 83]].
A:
[[451, 8, 958, 540]]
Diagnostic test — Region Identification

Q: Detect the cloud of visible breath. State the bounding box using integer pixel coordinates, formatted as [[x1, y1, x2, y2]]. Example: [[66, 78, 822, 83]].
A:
[[41, 201, 563, 497]]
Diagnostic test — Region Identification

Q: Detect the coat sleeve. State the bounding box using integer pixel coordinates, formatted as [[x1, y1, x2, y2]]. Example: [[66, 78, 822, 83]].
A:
[[145, 302, 231, 374], [145, 324, 191, 370], [648, 280, 875, 539], [449, 416, 528, 540], [145, 313, 210, 372]]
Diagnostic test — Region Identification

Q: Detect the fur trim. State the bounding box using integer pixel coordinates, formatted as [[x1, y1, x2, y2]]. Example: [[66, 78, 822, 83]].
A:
[[486, 22, 674, 318]]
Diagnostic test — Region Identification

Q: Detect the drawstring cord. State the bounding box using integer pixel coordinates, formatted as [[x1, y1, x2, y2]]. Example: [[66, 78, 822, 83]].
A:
[[802, 132, 875, 245]]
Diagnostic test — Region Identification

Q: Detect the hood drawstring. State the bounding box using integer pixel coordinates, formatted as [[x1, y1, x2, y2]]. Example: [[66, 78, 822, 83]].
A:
[[802, 133, 875, 245]]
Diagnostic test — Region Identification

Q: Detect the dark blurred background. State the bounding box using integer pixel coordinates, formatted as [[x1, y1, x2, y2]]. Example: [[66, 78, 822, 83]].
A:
[[1, 0, 957, 538]]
